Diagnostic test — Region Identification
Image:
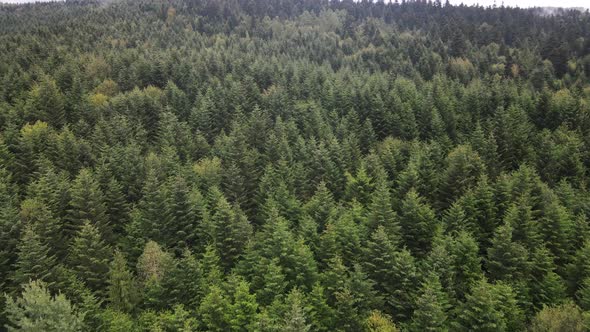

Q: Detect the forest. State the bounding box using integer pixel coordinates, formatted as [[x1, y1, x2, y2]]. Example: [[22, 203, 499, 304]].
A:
[[1, 0, 590, 330]]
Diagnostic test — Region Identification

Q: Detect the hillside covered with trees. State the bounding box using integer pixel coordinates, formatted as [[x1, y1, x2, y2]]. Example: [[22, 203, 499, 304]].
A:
[[1, 0, 590, 330]]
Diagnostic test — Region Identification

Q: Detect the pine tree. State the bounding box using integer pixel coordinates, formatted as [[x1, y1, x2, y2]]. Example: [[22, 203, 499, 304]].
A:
[[307, 283, 335, 332], [199, 285, 232, 332], [230, 279, 259, 332], [280, 289, 310, 332], [163, 249, 203, 308], [209, 187, 252, 270], [255, 258, 287, 306], [137, 169, 169, 243], [530, 247, 566, 310], [442, 201, 468, 235], [344, 164, 374, 206], [367, 181, 400, 241], [364, 226, 418, 321], [399, 189, 438, 257], [24, 76, 66, 128], [19, 198, 65, 259], [303, 181, 336, 232], [486, 222, 529, 281], [410, 274, 449, 332], [449, 231, 482, 299], [503, 197, 540, 250], [438, 144, 485, 208], [454, 279, 522, 332], [4, 280, 84, 332], [102, 177, 130, 242], [164, 175, 198, 252], [66, 169, 110, 242], [11, 226, 56, 289], [107, 251, 139, 313], [539, 197, 573, 266], [67, 221, 112, 295]]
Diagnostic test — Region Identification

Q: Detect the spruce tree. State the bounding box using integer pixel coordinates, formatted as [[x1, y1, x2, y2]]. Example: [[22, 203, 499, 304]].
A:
[[198, 285, 232, 332], [230, 279, 259, 332], [11, 226, 56, 289], [66, 169, 110, 242], [67, 221, 112, 295], [410, 274, 449, 332], [107, 251, 138, 313], [4, 280, 84, 332], [209, 187, 252, 270], [367, 181, 400, 241], [486, 222, 529, 282], [281, 289, 310, 332], [399, 189, 437, 257]]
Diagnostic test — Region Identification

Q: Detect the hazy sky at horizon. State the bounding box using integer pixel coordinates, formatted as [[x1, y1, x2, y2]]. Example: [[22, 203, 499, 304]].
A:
[[449, 0, 588, 8], [1, 0, 588, 9]]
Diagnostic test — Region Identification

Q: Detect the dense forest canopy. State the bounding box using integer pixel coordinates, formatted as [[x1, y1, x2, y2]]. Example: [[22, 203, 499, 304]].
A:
[[1, 0, 590, 330]]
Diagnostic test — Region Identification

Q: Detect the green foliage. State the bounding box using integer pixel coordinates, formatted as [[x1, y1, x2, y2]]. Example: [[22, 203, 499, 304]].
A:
[[11, 226, 56, 289], [0, 0, 590, 330], [107, 251, 139, 313], [5, 280, 84, 332], [67, 221, 112, 295], [410, 274, 449, 332], [455, 279, 524, 332], [530, 301, 587, 332]]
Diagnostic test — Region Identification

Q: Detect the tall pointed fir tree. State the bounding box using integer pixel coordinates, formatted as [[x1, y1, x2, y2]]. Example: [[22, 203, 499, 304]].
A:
[[66, 169, 110, 243], [399, 189, 438, 258], [11, 226, 56, 289], [67, 221, 112, 295], [107, 250, 138, 313], [410, 274, 449, 332]]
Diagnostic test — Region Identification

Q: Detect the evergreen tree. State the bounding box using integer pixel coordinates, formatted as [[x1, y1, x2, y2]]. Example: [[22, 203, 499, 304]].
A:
[[410, 274, 449, 332], [230, 279, 259, 332], [399, 189, 438, 257], [280, 289, 310, 332], [66, 169, 110, 242], [209, 187, 252, 270], [198, 285, 232, 332], [486, 222, 529, 281], [11, 226, 56, 289], [367, 181, 400, 241], [107, 251, 138, 313], [67, 221, 112, 295], [4, 280, 84, 332], [455, 279, 523, 332]]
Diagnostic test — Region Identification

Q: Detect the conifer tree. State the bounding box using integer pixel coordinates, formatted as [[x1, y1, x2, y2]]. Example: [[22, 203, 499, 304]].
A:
[[410, 274, 449, 332], [199, 285, 232, 332], [307, 283, 335, 332], [165, 175, 198, 252], [367, 181, 400, 241], [66, 169, 110, 242], [11, 226, 56, 288], [19, 198, 65, 259], [136, 169, 169, 243], [209, 187, 252, 270], [67, 221, 112, 295], [399, 189, 437, 257], [230, 279, 259, 332], [107, 251, 138, 313], [4, 280, 84, 332], [449, 231, 482, 299], [281, 289, 310, 332], [164, 249, 203, 308], [486, 222, 529, 281], [455, 279, 523, 332]]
